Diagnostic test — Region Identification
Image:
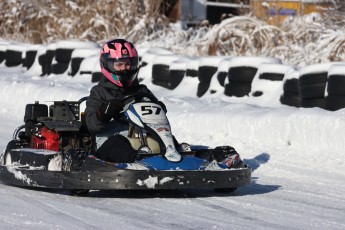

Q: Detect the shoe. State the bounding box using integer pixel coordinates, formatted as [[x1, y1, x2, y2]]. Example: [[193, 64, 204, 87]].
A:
[[213, 146, 243, 168], [178, 142, 191, 152]]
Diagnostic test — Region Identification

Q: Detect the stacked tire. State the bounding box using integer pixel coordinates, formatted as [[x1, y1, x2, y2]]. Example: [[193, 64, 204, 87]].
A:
[[51, 41, 100, 75], [225, 57, 282, 97], [38, 43, 56, 76], [151, 54, 181, 89], [280, 68, 301, 107], [250, 63, 293, 104], [298, 63, 336, 109], [0, 42, 9, 64], [67, 48, 99, 76], [5, 43, 26, 67], [23, 45, 40, 70], [325, 65, 345, 111], [197, 57, 226, 97]]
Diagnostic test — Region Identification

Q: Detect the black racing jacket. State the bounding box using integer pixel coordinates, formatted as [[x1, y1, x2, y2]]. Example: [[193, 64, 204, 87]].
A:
[[84, 77, 157, 134]]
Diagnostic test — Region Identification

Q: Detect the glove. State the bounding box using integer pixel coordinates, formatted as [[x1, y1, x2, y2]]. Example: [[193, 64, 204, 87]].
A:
[[157, 101, 167, 113], [96, 99, 124, 123]]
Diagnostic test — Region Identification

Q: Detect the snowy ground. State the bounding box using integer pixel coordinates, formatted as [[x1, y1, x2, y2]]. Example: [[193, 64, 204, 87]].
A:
[[0, 63, 345, 230]]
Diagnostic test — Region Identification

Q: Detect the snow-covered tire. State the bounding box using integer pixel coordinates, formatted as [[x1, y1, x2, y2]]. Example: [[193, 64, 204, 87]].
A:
[[224, 81, 251, 97], [55, 48, 73, 64], [325, 95, 345, 111], [25, 50, 37, 69], [69, 57, 84, 76], [299, 73, 327, 86], [51, 63, 69, 74], [299, 83, 327, 99], [5, 50, 22, 67], [327, 75, 345, 96], [283, 79, 299, 93], [197, 66, 218, 97], [280, 92, 301, 107], [217, 71, 227, 86], [228, 66, 258, 82], [186, 68, 198, 77], [300, 98, 325, 109], [259, 73, 284, 81], [92, 72, 102, 82], [0, 51, 5, 64], [169, 69, 185, 89]]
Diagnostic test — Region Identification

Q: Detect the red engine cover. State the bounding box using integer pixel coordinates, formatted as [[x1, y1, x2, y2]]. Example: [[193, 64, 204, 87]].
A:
[[30, 126, 60, 151]]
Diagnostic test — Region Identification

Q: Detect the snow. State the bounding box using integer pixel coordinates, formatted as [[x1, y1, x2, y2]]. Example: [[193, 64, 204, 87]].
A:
[[0, 48, 345, 230]]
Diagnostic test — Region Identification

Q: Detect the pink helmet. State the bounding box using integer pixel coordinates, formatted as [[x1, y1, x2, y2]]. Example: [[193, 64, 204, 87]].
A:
[[100, 39, 139, 87]]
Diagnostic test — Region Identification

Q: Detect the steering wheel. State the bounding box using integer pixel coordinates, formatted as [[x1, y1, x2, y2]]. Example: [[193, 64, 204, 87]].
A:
[[120, 92, 159, 105]]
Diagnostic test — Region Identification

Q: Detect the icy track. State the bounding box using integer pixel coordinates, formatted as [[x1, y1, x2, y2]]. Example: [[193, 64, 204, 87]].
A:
[[0, 65, 345, 230]]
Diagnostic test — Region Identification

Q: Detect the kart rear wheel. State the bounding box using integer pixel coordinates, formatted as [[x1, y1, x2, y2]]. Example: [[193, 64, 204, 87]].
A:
[[68, 189, 90, 196], [214, 187, 237, 193], [4, 152, 12, 166]]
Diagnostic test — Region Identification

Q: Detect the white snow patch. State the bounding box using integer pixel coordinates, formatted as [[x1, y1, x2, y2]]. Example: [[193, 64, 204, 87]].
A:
[[136, 175, 158, 189]]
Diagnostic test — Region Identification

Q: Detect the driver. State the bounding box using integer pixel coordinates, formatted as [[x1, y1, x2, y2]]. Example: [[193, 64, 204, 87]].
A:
[[85, 39, 165, 163]]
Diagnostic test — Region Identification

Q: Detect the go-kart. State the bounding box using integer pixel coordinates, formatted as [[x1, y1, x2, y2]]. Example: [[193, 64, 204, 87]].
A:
[[0, 93, 251, 195]]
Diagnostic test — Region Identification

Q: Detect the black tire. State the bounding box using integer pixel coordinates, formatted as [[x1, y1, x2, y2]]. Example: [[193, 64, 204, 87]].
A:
[[0, 51, 5, 64], [5, 50, 22, 67], [280, 93, 301, 107], [25, 50, 37, 69], [325, 95, 345, 111], [300, 98, 325, 109], [197, 66, 218, 97], [69, 57, 84, 76], [152, 79, 171, 89], [259, 73, 284, 81], [283, 79, 299, 93], [186, 68, 198, 77], [327, 75, 345, 96], [228, 66, 258, 82], [299, 72, 327, 86], [299, 83, 326, 99], [51, 63, 69, 74], [152, 64, 170, 82], [91, 72, 102, 82], [2, 140, 22, 165], [224, 81, 251, 97], [251, 91, 263, 97], [38, 50, 55, 76], [169, 69, 185, 89], [217, 71, 227, 86], [55, 48, 74, 64]]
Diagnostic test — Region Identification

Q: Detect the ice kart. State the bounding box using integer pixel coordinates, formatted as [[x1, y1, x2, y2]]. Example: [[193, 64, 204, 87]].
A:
[[0, 93, 251, 195]]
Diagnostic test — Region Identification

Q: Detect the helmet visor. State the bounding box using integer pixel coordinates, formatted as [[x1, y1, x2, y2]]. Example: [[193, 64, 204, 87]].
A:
[[106, 57, 139, 73]]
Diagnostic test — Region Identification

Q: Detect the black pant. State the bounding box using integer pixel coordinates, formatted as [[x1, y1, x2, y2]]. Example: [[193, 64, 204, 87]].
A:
[[96, 135, 137, 163]]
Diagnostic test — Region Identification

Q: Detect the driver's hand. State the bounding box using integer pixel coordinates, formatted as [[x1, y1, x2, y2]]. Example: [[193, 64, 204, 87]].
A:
[[96, 99, 124, 122]]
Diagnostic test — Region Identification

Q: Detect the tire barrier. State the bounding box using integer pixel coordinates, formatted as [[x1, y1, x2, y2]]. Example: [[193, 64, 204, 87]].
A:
[[225, 57, 282, 97], [2, 40, 345, 111], [325, 65, 345, 111]]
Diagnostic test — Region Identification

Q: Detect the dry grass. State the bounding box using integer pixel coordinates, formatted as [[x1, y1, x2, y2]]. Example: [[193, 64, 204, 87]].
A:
[[1, 0, 345, 66]]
